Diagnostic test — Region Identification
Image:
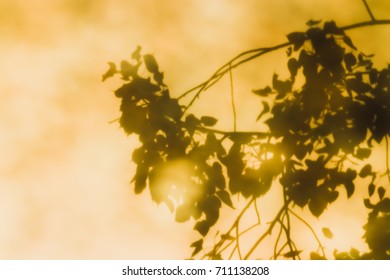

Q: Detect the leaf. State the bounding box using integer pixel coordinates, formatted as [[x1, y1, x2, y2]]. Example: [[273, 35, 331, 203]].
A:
[[283, 250, 302, 258], [344, 53, 357, 72], [287, 32, 306, 50], [377, 187, 385, 200], [102, 62, 117, 81], [309, 194, 327, 217], [363, 198, 374, 209], [133, 164, 148, 194], [252, 86, 272, 96], [216, 190, 234, 208], [272, 73, 292, 97], [376, 198, 390, 212], [194, 220, 210, 236], [343, 35, 357, 50], [200, 116, 218, 126], [322, 227, 334, 239], [349, 248, 360, 259], [355, 148, 371, 160], [306, 19, 322, 26], [143, 54, 159, 73], [221, 234, 235, 241], [288, 58, 299, 79], [256, 101, 270, 121], [190, 239, 203, 257], [120, 60, 139, 80], [153, 71, 165, 85], [286, 46, 292, 56], [343, 181, 355, 198], [175, 203, 193, 223], [368, 183, 375, 197], [359, 164, 372, 178], [131, 45, 142, 61], [324, 21, 344, 35], [310, 252, 326, 260]]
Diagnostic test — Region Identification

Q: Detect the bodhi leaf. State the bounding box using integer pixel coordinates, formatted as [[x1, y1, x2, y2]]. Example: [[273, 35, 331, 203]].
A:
[[359, 164, 372, 178], [143, 54, 159, 73], [288, 58, 300, 79], [131, 45, 142, 61], [287, 32, 306, 50], [190, 239, 203, 257], [283, 250, 302, 258], [310, 252, 326, 260], [200, 116, 218, 126], [377, 187, 385, 201], [102, 62, 117, 81], [368, 183, 375, 197], [252, 86, 272, 96], [322, 227, 334, 239], [216, 190, 234, 208], [194, 220, 211, 236], [306, 19, 322, 26]]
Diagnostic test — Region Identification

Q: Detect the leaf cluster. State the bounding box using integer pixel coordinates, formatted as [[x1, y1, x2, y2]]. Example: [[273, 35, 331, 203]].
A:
[[104, 20, 390, 259]]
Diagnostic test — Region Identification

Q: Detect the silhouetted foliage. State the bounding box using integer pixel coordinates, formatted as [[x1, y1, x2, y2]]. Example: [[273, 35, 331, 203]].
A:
[[104, 3, 390, 259]]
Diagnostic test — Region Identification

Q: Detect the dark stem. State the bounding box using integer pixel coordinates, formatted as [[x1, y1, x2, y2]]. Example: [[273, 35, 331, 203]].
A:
[[362, 0, 376, 21], [244, 199, 292, 259], [229, 65, 237, 132], [196, 125, 270, 139]]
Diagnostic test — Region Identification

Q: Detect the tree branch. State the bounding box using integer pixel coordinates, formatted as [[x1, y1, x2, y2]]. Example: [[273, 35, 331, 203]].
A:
[[289, 209, 326, 257], [196, 125, 270, 139], [178, 19, 390, 111], [244, 199, 291, 259], [362, 0, 376, 21], [229, 65, 237, 132]]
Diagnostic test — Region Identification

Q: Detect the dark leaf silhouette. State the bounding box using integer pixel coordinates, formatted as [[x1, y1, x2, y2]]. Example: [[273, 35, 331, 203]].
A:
[[306, 19, 322, 26], [200, 116, 218, 127], [102, 62, 117, 81], [131, 45, 142, 61], [378, 187, 385, 201], [252, 85, 272, 96], [310, 252, 326, 260], [359, 164, 372, 178], [105, 15, 390, 260], [194, 220, 211, 236], [283, 250, 302, 258], [322, 227, 334, 239], [288, 58, 300, 79], [287, 32, 306, 50], [143, 54, 159, 73], [190, 239, 203, 257], [368, 183, 375, 197], [343, 35, 357, 50]]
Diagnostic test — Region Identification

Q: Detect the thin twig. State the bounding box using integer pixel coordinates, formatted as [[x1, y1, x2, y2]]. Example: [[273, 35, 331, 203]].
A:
[[254, 199, 261, 224], [289, 209, 326, 257], [362, 0, 376, 21], [273, 214, 285, 259], [205, 198, 255, 258], [386, 136, 390, 183], [178, 19, 390, 113], [277, 217, 296, 259], [235, 223, 242, 260], [229, 65, 237, 132], [282, 183, 294, 258], [196, 125, 270, 138], [244, 199, 291, 260]]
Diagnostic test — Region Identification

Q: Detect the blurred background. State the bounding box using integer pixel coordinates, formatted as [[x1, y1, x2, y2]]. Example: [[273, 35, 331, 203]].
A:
[[0, 0, 389, 259]]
